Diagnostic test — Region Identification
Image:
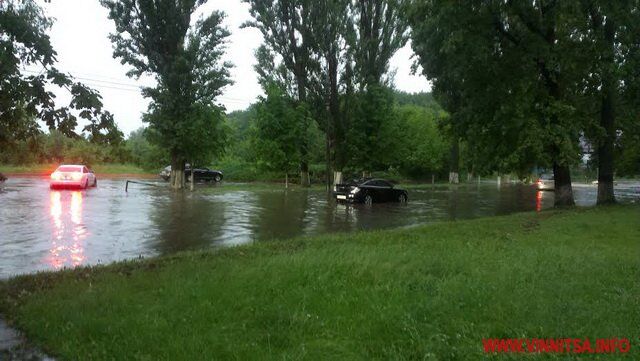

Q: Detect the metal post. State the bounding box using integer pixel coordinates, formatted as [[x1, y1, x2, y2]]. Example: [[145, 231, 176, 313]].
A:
[[190, 163, 194, 191]]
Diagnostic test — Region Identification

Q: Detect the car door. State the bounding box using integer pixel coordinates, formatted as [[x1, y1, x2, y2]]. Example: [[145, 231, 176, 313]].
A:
[[364, 180, 385, 202], [81, 166, 90, 185], [200, 168, 213, 181], [377, 180, 394, 202]]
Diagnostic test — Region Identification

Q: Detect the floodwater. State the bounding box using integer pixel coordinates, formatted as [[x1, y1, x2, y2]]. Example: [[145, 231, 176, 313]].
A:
[[0, 177, 638, 278]]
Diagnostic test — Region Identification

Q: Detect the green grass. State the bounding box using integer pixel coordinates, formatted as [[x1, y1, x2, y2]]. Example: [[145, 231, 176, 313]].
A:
[[0, 163, 150, 175], [1, 206, 638, 360]]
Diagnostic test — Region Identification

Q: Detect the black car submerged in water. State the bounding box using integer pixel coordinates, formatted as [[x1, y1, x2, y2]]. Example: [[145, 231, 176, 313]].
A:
[[333, 178, 408, 205], [159, 165, 223, 183]]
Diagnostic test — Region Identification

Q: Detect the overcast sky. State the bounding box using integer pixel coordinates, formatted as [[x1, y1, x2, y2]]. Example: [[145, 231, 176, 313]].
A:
[[36, 0, 430, 136]]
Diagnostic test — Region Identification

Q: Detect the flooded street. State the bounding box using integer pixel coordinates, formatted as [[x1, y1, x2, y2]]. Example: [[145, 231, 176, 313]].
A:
[[1, 177, 638, 278]]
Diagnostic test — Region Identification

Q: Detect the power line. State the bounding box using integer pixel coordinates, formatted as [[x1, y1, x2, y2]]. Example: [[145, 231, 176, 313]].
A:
[[21, 68, 256, 104]]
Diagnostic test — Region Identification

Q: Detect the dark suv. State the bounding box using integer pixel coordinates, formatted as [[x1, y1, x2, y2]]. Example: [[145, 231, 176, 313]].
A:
[[159, 165, 223, 183]]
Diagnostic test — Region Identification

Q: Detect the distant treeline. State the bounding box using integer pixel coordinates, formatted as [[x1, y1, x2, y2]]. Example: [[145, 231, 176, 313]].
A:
[[220, 90, 451, 182], [2, 89, 637, 181]]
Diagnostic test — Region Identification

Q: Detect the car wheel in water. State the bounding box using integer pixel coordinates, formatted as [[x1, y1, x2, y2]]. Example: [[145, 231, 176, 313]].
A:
[[83, 179, 89, 189], [399, 193, 407, 203], [214, 174, 222, 182], [93, 179, 98, 187], [364, 194, 373, 206]]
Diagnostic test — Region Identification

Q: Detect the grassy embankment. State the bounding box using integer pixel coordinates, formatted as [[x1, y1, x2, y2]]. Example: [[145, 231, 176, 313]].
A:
[[0, 163, 149, 175], [1, 205, 638, 360]]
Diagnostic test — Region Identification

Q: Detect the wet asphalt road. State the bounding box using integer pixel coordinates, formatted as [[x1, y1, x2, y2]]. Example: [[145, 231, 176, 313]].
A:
[[0, 177, 638, 278]]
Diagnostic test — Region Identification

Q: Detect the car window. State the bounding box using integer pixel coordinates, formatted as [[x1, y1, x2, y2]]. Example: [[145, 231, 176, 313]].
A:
[[365, 180, 390, 187], [378, 180, 392, 188], [82, 167, 89, 173], [57, 166, 81, 172]]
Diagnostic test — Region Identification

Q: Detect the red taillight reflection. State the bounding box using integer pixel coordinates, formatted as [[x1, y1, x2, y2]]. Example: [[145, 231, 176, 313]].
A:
[[48, 191, 87, 269], [536, 191, 543, 212]]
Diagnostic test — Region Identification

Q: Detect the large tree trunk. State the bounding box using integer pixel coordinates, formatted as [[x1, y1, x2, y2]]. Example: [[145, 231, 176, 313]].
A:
[[325, 131, 333, 190], [295, 69, 310, 187], [553, 162, 575, 207], [170, 154, 186, 190], [597, 18, 616, 205], [597, 84, 616, 204], [300, 164, 310, 187], [325, 50, 340, 191]]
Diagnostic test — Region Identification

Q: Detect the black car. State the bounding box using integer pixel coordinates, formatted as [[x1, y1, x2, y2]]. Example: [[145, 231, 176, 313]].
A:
[[159, 165, 223, 183], [333, 178, 408, 205]]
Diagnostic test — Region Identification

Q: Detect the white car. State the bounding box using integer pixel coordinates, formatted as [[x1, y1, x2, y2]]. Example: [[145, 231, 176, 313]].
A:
[[536, 173, 554, 191], [50, 165, 97, 189]]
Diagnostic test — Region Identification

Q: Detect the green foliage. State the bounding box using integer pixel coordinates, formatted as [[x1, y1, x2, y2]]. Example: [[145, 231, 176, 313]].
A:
[[353, 0, 409, 89], [2, 206, 638, 359], [0, 130, 128, 167], [125, 128, 169, 171], [407, 0, 640, 188], [0, 0, 122, 145], [346, 84, 396, 171], [616, 121, 640, 177], [225, 107, 258, 164], [252, 86, 309, 175], [393, 104, 448, 178], [219, 90, 451, 182]]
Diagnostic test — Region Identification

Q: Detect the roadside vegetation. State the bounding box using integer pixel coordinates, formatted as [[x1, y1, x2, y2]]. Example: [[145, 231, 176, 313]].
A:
[[1, 205, 638, 359], [0, 163, 147, 176]]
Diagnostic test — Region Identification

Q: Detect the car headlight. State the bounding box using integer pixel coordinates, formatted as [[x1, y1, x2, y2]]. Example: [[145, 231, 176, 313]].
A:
[[350, 187, 360, 194]]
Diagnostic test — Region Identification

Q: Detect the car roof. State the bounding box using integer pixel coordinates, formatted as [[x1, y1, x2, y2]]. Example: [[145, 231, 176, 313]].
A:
[[361, 178, 393, 184]]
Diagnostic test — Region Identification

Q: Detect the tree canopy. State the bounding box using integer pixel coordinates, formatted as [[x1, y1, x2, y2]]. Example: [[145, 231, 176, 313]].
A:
[[407, 0, 640, 206]]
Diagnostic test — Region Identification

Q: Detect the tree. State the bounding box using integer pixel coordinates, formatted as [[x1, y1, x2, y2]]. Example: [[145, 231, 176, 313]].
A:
[[306, 0, 353, 187], [0, 0, 121, 147], [353, 0, 409, 89], [252, 85, 307, 187], [348, 0, 409, 175], [408, 1, 590, 206], [576, 0, 640, 204], [101, 0, 232, 189], [244, 0, 315, 186], [125, 127, 169, 170], [377, 101, 448, 179]]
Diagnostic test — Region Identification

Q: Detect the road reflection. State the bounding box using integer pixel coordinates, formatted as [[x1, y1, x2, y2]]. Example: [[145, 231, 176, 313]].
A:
[[536, 191, 543, 212], [48, 191, 87, 269], [1, 177, 634, 278]]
